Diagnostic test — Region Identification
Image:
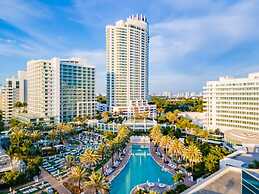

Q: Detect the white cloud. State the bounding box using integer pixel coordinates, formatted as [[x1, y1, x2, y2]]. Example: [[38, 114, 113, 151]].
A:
[[150, 0, 259, 91], [1, 0, 259, 93], [0, 0, 66, 52]]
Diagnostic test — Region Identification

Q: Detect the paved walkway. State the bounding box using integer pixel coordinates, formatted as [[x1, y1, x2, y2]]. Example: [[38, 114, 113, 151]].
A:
[[106, 144, 131, 182], [150, 143, 176, 175], [40, 167, 71, 194], [150, 143, 195, 187]]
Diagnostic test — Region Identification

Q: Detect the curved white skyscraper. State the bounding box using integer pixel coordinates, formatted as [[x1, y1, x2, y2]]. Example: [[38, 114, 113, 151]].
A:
[[106, 14, 149, 112]]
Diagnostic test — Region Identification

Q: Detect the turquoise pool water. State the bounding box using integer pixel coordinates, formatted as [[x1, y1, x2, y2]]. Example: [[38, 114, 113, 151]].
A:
[[110, 144, 173, 194]]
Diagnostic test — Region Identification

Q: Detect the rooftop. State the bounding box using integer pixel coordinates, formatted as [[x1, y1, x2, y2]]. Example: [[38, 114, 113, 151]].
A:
[[224, 129, 259, 145], [182, 167, 242, 194], [232, 152, 259, 166]]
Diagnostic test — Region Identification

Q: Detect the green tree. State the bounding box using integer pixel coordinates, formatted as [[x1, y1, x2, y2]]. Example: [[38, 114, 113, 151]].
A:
[[9, 118, 22, 128], [101, 112, 109, 123], [204, 153, 218, 173], [183, 144, 202, 172], [166, 112, 178, 124], [80, 149, 100, 169], [97, 95, 107, 104], [70, 165, 86, 192], [2, 170, 24, 186], [65, 155, 75, 170], [173, 172, 184, 183], [248, 160, 259, 169], [31, 130, 41, 142], [159, 135, 172, 155], [14, 101, 23, 108], [84, 171, 109, 194], [149, 125, 162, 146]]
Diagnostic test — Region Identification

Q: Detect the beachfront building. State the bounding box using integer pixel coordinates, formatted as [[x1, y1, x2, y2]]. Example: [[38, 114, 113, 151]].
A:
[[203, 72, 259, 144], [0, 77, 20, 125], [26, 57, 96, 123], [106, 14, 149, 115]]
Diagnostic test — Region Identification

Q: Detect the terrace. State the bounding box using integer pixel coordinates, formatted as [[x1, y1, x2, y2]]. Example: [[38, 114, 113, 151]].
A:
[[182, 167, 242, 194], [220, 149, 259, 168], [7, 181, 55, 194], [41, 131, 104, 181]]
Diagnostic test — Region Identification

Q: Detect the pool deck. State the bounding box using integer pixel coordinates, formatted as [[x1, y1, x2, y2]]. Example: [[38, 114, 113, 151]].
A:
[[150, 142, 195, 187], [39, 167, 71, 194], [106, 144, 132, 182]]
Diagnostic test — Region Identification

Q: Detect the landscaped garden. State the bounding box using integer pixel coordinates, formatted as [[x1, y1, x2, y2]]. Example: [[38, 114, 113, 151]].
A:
[[0, 102, 232, 194]]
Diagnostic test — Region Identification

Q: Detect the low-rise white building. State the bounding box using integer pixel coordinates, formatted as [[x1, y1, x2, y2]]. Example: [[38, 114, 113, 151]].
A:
[[112, 99, 157, 119]]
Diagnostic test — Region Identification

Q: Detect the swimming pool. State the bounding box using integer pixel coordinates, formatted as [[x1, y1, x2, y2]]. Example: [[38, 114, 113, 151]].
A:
[[110, 144, 173, 194]]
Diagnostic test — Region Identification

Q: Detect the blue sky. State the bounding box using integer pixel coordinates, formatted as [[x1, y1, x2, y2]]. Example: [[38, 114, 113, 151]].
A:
[[1, 0, 259, 94]]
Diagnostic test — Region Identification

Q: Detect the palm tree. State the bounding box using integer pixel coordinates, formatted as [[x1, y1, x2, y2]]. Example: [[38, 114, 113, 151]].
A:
[[56, 123, 73, 142], [65, 155, 75, 170], [149, 125, 162, 146], [168, 139, 184, 161], [48, 129, 57, 142], [173, 172, 184, 184], [166, 112, 177, 124], [31, 130, 41, 142], [84, 171, 109, 194], [117, 126, 129, 139], [70, 165, 86, 192], [80, 149, 100, 169], [101, 112, 109, 123], [157, 107, 164, 116], [97, 144, 106, 161], [10, 128, 26, 147], [183, 144, 202, 172], [97, 144, 106, 173], [107, 141, 117, 165], [159, 135, 172, 155], [61, 123, 74, 134]]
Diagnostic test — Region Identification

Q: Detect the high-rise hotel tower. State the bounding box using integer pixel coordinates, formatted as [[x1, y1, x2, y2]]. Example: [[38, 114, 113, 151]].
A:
[[106, 15, 149, 112], [27, 58, 96, 123]]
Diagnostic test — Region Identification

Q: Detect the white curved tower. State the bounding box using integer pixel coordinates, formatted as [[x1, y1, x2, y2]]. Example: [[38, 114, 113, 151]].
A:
[[106, 14, 149, 112]]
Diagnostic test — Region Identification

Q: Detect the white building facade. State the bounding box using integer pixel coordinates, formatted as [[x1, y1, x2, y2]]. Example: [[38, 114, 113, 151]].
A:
[[106, 15, 149, 112], [17, 70, 28, 103], [0, 77, 20, 125], [27, 58, 96, 123], [203, 73, 259, 133]]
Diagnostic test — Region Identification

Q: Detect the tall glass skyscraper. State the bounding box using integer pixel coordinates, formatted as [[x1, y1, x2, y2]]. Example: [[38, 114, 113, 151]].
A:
[[106, 14, 149, 112]]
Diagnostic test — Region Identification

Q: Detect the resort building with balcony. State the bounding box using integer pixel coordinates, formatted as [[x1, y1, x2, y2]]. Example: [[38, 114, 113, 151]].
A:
[[106, 15, 149, 115], [203, 72, 259, 144], [26, 57, 96, 123], [0, 77, 20, 125]]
